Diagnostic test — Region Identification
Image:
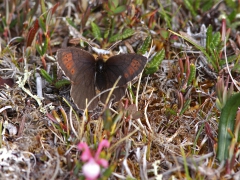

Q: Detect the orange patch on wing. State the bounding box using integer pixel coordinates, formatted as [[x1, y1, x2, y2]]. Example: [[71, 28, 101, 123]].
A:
[[124, 59, 141, 79], [62, 52, 75, 75]]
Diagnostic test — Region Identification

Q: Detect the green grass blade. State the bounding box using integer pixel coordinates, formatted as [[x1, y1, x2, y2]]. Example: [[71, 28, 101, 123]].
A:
[[40, 69, 53, 83], [217, 92, 240, 162]]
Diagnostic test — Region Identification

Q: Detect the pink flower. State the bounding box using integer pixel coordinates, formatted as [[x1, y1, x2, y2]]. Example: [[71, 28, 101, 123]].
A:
[[77, 140, 110, 180]]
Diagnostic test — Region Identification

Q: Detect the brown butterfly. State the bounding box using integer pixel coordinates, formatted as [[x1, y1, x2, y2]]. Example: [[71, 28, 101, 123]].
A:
[[57, 47, 147, 110]]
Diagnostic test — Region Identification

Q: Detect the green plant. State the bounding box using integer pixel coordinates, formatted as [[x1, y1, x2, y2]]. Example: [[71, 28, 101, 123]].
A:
[[144, 49, 165, 75], [169, 27, 222, 72], [217, 92, 240, 162], [103, 0, 127, 16], [215, 76, 234, 110], [47, 108, 70, 140], [40, 68, 70, 89], [183, 0, 214, 17], [26, 2, 59, 69]]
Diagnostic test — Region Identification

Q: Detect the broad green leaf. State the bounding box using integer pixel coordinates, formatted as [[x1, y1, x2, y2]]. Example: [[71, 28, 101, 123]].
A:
[[217, 92, 240, 162]]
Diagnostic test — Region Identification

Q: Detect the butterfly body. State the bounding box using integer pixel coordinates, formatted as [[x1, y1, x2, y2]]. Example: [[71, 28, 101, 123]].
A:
[[57, 47, 147, 110], [95, 58, 107, 91]]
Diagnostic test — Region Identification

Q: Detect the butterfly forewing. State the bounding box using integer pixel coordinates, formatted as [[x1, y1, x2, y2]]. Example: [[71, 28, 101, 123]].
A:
[[102, 54, 147, 88], [98, 54, 147, 103], [57, 47, 95, 82], [57, 47, 98, 110]]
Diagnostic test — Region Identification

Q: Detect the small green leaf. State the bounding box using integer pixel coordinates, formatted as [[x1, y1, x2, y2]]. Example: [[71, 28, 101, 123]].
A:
[[212, 32, 221, 47], [187, 63, 196, 86], [8, 36, 25, 45], [209, 43, 218, 68], [102, 108, 113, 131], [225, 0, 236, 8], [103, 19, 111, 39], [110, 0, 119, 8], [183, 0, 197, 17], [159, 29, 169, 40], [91, 22, 102, 41], [42, 36, 49, 55], [9, 18, 18, 29], [55, 79, 71, 89], [40, 0, 47, 17], [206, 25, 213, 53], [194, 0, 201, 10], [217, 92, 240, 162], [143, 66, 158, 75], [202, 0, 214, 12], [38, 17, 46, 33], [113, 5, 126, 14], [109, 33, 121, 43], [121, 28, 135, 39], [216, 98, 223, 110], [40, 69, 53, 83], [35, 43, 43, 56], [180, 98, 191, 115], [232, 63, 240, 73], [144, 49, 165, 75], [45, 11, 52, 28], [109, 28, 134, 43], [137, 35, 152, 54], [102, 164, 117, 179], [158, 2, 171, 28], [66, 17, 77, 29], [2, 16, 7, 27]]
